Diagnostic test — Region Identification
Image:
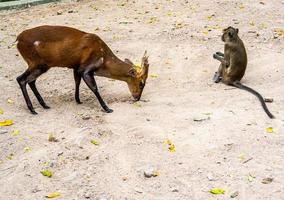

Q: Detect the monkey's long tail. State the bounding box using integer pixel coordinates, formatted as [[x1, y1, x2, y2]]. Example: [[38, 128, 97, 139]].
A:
[[232, 81, 275, 119]]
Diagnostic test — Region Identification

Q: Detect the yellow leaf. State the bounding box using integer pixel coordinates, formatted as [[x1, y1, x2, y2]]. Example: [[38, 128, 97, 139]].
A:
[[164, 139, 172, 145], [0, 119, 13, 126], [7, 154, 13, 160], [238, 153, 245, 161], [133, 102, 142, 107], [249, 21, 255, 26], [153, 170, 160, 177], [46, 192, 60, 198], [266, 127, 273, 133], [202, 30, 209, 35], [239, 4, 245, 9], [0, 108, 3, 114], [168, 144, 175, 152], [209, 188, 225, 194], [164, 139, 175, 152], [150, 74, 158, 78], [167, 11, 173, 16], [273, 28, 283, 37], [48, 133, 58, 142], [41, 170, 53, 177], [24, 146, 32, 152], [91, 139, 99, 145], [207, 15, 212, 21], [11, 129, 20, 136], [7, 99, 14, 104], [247, 173, 255, 182], [148, 17, 158, 24]]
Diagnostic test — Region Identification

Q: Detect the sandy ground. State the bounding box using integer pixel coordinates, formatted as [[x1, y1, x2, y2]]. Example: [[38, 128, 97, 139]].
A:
[[0, 0, 284, 199]]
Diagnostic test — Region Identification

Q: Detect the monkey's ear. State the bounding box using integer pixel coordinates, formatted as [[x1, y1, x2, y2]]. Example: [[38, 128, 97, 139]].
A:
[[236, 28, 239, 34]]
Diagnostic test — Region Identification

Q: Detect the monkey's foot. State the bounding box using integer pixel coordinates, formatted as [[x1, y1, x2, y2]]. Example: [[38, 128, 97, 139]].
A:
[[213, 72, 222, 83], [216, 52, 224, 57]]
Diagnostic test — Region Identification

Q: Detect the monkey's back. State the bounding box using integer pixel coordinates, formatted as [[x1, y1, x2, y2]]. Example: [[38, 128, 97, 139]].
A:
[[227, 39, 247, 82]]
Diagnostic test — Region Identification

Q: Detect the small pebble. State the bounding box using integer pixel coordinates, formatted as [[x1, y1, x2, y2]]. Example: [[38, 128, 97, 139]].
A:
[[230, 191, 239, 198], [84, 192, 91, 198], [144, 166, 158, 178]]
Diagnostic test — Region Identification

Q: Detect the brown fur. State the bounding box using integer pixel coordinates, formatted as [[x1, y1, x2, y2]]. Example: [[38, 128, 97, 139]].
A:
[[213, 26, 274, 118], [16, 25, 149, 114]]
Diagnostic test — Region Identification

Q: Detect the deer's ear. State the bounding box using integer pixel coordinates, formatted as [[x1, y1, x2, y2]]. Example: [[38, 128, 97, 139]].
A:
[[128, 68, 137, 77], [125, 58, 134, 65]]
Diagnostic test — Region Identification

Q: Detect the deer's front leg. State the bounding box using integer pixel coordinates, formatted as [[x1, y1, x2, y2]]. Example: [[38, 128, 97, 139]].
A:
[[82, 71, 113, 113]]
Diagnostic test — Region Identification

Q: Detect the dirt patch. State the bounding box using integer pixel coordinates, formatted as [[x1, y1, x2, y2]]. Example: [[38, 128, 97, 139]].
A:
[[0, 0, 283, 199]]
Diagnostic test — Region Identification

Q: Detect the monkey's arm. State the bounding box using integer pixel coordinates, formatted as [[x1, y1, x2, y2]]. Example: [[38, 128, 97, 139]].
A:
[[213, 54, 229, 67]]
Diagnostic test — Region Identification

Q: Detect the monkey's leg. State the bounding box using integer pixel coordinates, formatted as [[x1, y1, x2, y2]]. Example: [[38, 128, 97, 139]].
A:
[[216, 52, 224, 57], [213, 63, 223, 83], [82, 71, 113, 113], [17, 70, 37, 114], [73, 69, 82, 104]]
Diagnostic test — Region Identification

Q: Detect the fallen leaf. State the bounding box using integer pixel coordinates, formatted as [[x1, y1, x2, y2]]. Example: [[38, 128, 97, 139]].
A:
[[262, 177, 273, 184], [165, 139, 175, 152], [0, 119, 13, 126], [90, 139, 99, 145], [273, 28, 283, 38], [249, 21, 255, 26], [0, 108, 3, 114], [147, 17, 158, 24], [238, 153, 245, 161], [24, 147, 32, 152], [209, 188, 225, 194], [153, 170, 160, 177], [7, 154, 13, 160], [247, 173, 255, 182], [41, 170, 52, 178], [266, 127, 273, 133], [7, 99, 14, 104], [239, 4, 245, 9], [202, 30, 209, 35], [133, 102, 142, 107], [48, 133, 58, 142], [150, 74, 158, 78], [46, 192, 60, 198], [11, 129, 20, 136]]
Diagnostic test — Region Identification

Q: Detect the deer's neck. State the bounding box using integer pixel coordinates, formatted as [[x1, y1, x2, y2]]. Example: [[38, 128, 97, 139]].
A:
[[96, 56, 132, 82]]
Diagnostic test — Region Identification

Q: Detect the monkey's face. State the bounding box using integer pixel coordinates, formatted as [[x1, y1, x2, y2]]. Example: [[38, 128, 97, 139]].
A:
[[222, 26, 239, 42]]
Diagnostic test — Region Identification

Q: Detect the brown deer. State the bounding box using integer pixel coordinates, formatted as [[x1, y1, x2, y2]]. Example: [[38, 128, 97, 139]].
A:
[[16, 25, 149, 114]]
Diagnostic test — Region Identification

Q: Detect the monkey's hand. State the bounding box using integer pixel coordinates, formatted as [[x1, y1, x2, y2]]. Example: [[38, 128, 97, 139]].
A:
[[213, 53, 219, 60]]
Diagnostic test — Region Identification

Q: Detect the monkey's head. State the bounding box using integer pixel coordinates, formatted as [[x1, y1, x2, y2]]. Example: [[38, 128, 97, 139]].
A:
[[222, 26, 239, 42]]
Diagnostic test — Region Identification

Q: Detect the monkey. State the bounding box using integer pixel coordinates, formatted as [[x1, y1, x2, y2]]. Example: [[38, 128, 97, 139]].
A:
[[213, 26, 274, 119]]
